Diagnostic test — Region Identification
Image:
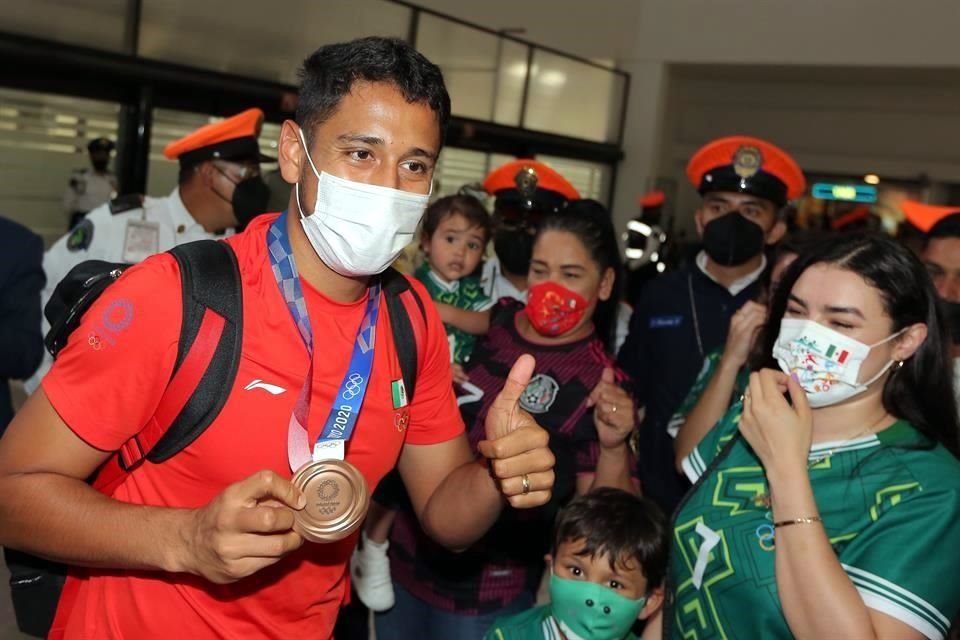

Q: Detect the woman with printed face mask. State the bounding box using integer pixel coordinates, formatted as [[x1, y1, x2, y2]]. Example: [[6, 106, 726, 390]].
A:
[[661, 234, 960, 640], [378, 201, 638, 640]]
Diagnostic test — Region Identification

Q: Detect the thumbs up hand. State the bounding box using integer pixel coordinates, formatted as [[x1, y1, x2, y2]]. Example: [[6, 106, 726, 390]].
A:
[[587, 367, 637, 452], [477, 355, 555, 508]]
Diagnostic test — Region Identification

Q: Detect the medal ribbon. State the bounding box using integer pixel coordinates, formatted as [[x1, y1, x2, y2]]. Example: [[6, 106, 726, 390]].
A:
[[267, 212, 380, 472]]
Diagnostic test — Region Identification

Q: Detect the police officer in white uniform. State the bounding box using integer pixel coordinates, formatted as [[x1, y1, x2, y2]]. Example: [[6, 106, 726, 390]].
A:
[[27, 108, 272, 393], [63, 138, 119, 230]]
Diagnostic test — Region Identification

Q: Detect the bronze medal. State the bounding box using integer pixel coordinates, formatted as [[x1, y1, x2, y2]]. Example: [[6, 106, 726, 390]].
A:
[[292, 459, 369, 543]]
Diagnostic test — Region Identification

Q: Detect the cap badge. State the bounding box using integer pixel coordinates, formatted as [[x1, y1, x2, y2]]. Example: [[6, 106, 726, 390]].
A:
[[732, 145, 763, 179], [515, 166, 539, 200]]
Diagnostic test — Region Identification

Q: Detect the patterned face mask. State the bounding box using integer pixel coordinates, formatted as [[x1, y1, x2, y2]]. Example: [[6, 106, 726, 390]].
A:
[[772, 318, 904, 408], [525, 281, 589, 337]]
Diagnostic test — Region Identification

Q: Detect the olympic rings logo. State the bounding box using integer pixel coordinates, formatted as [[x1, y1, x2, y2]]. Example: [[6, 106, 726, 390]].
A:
[[341, 373, 365, 400], [755, 523, 775, 551]]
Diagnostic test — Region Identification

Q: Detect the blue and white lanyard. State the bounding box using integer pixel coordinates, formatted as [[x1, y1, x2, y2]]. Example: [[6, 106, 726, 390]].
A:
[[267, 212, 381, 470]]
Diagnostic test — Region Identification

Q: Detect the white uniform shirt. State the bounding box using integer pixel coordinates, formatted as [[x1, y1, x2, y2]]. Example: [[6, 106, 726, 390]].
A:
[[480, 256, 528, 304], [62, 168, 118, 215], [26, 188, 230, 393], [694, 250, 767, 296]]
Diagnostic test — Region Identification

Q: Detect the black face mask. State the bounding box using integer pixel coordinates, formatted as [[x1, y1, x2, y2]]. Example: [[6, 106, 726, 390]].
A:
[[702, 211, 766, 267], [91, 159, 109, 173], [941, 299, 960, 344], [231, 176, 271, 230], [494, 228, 533, 276]]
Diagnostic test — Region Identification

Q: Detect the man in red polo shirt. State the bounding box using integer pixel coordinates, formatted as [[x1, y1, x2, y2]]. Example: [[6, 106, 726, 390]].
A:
[[0, 37, 555, 639]]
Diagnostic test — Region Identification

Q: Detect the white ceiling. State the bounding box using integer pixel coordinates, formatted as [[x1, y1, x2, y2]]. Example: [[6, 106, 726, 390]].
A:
[[410, 0, 642, 65]]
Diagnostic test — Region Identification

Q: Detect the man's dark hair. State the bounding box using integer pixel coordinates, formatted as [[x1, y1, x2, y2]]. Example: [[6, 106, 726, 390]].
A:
[[552, 488, 669, 589], [421, 194, 492, 242], [296, 37, 451, 146], [178, 162, 199, 186], [925, 212, 960, 247]]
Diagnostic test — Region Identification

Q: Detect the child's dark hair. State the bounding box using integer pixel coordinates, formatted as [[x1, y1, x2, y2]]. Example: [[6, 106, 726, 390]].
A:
[[421, 194, 492, 242], [536, 199, 623, 352], [552, 488, 669, 589]]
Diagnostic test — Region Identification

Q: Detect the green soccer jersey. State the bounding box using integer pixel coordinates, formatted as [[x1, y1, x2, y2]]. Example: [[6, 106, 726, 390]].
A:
[[485, 604, 641, 640], [666, 350, 750, 438], [669, 401, 960, 640], [415, 263, 493, 364]]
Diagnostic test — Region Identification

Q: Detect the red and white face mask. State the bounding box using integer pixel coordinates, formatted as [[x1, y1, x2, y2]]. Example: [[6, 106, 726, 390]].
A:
[[525, 281, 589, 337]]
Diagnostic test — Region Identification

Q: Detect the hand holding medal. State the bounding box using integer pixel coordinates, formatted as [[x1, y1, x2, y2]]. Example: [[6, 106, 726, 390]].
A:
[[477, 354, 556, 508], [182, 470, 306, 584]]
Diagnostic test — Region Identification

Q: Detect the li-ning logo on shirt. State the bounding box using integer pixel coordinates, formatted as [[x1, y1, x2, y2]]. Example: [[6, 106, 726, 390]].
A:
[[341, 373, 365, 400], [243, 379, 287, 395]]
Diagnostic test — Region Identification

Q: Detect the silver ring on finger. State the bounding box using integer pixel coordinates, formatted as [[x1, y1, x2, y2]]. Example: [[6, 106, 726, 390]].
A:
[[610, 404, 618, 414], [521, 474, 531, 495]]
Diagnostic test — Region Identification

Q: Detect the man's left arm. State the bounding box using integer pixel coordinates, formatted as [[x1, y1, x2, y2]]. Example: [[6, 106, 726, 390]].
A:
[[398, 355, 555, 551], [0, 228, 45, 380]]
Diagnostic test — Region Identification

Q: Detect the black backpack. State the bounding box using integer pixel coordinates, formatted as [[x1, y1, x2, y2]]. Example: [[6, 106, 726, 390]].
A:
[[44, 239, 427, 489]]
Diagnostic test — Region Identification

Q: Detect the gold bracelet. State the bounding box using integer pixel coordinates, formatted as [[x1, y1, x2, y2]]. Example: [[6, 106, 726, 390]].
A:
[[773, 516, 822, 529]]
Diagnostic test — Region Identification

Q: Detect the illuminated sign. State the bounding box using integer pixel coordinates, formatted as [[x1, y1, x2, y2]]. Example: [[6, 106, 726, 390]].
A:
[[811, 183, 877, 203]]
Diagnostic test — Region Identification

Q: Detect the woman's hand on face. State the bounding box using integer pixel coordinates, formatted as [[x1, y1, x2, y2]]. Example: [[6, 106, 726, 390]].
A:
[[739, 369, 813, 475], [587, 368, 636, 451], [722, 301, 767, 368]]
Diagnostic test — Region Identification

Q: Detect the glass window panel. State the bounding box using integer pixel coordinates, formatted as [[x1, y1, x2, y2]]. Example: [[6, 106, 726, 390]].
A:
[[433, 147, 490, 199], [0, 87, 120, 243], [492, 41, 528, 127], [416, 16, 526, 127], [139, 0, 410, 84], [148, 108, 280, 198], [524, 51, 625, 144], [416, 14, 499, 123], [0, 0, 128, 52]]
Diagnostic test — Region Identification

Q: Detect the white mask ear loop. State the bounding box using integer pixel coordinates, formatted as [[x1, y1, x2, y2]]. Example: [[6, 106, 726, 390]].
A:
[[294, 183, 307, 219], [297, 127, 323, 179], [295, 127, 323, 221], [860, 327, 909, 386]]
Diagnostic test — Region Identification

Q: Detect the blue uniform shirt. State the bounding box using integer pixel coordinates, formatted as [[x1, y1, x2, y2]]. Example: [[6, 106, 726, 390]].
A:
[[617, 254, 764, 513]]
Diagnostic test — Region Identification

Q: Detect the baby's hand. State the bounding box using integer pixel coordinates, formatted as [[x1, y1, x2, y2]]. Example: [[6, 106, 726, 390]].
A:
[[452, 363, 470, 385]]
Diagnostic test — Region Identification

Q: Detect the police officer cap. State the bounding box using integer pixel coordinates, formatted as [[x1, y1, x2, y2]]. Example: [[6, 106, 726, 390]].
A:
[[686, 135, 805, 208], [163, 108, 275, 168], [483, 159, 580, 227], [87, 137, 115, 153], [901, 200, 960, 233]]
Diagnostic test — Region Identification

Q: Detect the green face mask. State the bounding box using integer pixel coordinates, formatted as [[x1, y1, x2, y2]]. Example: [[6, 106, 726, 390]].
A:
[[549, 574, 646, 640]]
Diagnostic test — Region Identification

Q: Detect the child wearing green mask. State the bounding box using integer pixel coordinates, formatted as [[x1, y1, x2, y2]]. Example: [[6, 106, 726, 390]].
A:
[[485, 489, 668, 640]]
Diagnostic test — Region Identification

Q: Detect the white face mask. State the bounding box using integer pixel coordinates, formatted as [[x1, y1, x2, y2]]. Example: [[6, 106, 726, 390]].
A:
[[773, 318, 904, 408], [295, 128, 430, 276]]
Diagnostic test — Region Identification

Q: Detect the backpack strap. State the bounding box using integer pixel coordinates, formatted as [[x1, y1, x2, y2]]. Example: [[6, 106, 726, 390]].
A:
[[148, 240, 244, 462], [382, 267, 427, 403], [94, 240, 242, 492]]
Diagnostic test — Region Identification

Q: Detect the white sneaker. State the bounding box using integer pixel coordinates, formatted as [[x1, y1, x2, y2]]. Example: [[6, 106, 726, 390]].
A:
[[350, 533, 396, 612]]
